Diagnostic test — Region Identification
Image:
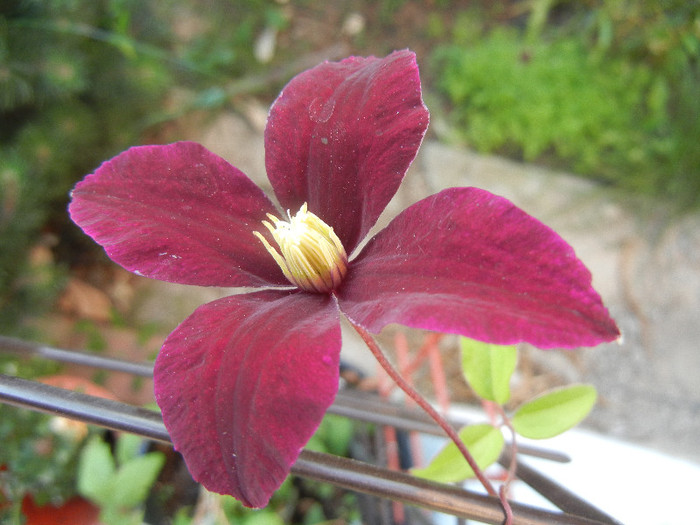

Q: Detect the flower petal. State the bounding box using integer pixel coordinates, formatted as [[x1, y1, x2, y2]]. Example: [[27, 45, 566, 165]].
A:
[[338, 188, 619, 348], [69, 142, 287, 287], [265, 50, 429, 254], [154, 290, 341, 507]]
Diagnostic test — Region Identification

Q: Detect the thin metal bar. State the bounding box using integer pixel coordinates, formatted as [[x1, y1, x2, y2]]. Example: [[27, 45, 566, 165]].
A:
[[332, 390, 570, 463], [0, 374, 169, 442], [0, 374, 610, 525], [329, 397, 443, 435], [0, 336, 566, 462], [499, 450, 623, 525], [0, 335, 154, 377], [295, 451, 609, 525], [0, 338, 615, 522]]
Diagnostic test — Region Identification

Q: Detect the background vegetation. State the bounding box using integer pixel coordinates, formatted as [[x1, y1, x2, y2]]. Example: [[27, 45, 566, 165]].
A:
[[1, 1, 698, 521], [2, 0, 699, 333], [431, 1, 700, 205]]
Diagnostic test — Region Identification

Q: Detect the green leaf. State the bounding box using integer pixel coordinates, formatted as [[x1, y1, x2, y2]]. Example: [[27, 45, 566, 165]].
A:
[[512, 384, 597, 439], [303, 433, 329, 454], [460, 337, 517, 404], [77, 436, 116, 504], [110, 452, 165, 508], [115, 433, 142, 466], [244, 510, 285, 525], [412, 424, 504, 483], [100, 507, 144, 525], [306, 413, 355, 456], [319, 414, 354, 456]]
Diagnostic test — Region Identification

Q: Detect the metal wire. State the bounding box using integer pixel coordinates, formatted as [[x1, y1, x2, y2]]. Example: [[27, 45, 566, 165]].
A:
[[0, 336, 622, 524], [331, 390, 571, 463], [0, 373, 613, 525], [0, 336, 566, 462], [0, 335, 154, 377]]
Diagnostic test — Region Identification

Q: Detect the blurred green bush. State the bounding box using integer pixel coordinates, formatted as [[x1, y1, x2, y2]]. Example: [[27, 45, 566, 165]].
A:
[[431, 1, 700, 207], [0, 0, 292, 334], [0, 0, 176, 333], [2, 0, 699, 338]]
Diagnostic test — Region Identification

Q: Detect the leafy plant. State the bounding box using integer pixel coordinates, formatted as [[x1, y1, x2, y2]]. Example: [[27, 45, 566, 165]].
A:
[[0, 406, 86, 523], [77, 433, 165, 525], [413, 423, 504, 482], [433, 29, 658, 179], [0, 0, 175, 332], [414, 338, 598, 484], [512, 384, 597, 439], [431, 2, 700, 208], [460, 337, 517, 405], [305, 413, 355, 457]]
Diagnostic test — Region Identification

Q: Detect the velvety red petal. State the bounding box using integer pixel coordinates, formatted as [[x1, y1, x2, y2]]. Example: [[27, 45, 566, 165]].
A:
[[265, 50, 429, 254], [69, 142, 287, 287], [154, 290, 341, 507], [337, 188, 619, 348]]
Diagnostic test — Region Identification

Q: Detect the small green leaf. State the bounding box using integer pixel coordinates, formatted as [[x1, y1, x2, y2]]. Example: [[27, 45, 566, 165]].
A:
[[303, 433, 329, 454], [244, 510, 285, 525], [77, 436, 116, 504], [412, 424, 504, 483], [110, 452, 165, 508], [512, 384, 597, 439], [115, 433, 142, 466], [306, 413, 355, 456], [321, 414, 354, 456], [460, 337, 517, 404]]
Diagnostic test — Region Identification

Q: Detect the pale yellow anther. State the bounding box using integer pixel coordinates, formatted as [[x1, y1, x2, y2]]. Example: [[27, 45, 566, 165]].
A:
[[253, 203, 348, 293]]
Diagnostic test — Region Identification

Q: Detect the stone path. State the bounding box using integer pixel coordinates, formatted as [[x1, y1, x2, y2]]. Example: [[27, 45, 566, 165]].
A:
[[141, 110, 700, 464]]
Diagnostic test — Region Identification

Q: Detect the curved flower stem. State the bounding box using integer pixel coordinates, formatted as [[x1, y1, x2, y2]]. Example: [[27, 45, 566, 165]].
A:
[[348, 321, 499, 500], [493, 402, 518, 525], [494, 402, 519, 497]]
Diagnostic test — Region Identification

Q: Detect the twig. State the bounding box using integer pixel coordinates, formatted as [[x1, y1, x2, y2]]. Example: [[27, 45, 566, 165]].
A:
[[347, 320, 500, 500]]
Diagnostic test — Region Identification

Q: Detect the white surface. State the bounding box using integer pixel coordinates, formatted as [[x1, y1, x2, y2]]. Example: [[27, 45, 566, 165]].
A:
[[423, 426, 700, 525]]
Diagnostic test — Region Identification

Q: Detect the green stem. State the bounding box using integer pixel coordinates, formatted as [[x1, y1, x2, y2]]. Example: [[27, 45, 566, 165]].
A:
[[348, 320, 499, 499]]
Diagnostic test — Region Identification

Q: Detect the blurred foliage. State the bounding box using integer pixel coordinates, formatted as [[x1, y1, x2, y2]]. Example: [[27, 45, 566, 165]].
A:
[[77, 433, 165, 525], [431, 1, 700, 207], [0, 0, 171, 333], [433, 31, 661, 180], [0, 0, 287, 334], [169, 413, 359, 525], [4, 0, 698, 336], [0, 405, 87, 521]]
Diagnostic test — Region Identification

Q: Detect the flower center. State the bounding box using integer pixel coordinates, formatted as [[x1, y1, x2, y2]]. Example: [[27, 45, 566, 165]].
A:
[[254, 203, 348, 293]]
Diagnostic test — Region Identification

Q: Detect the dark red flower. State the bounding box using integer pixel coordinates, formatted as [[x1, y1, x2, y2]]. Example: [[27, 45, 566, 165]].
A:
[[69, 50, 619, 507]]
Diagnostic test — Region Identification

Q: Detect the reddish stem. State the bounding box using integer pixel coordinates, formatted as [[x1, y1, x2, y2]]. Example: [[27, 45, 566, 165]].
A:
[[427, 337, 450, 412], [494, 403, 518, 525], [348, 321, 499, 500]]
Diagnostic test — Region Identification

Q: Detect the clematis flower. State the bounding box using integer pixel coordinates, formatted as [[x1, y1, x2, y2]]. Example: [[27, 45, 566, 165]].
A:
[[69, 50, 619, 508]]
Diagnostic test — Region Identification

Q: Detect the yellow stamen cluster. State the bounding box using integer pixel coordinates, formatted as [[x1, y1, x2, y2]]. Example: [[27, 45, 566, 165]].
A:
[[254, 203, 348, 293]]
